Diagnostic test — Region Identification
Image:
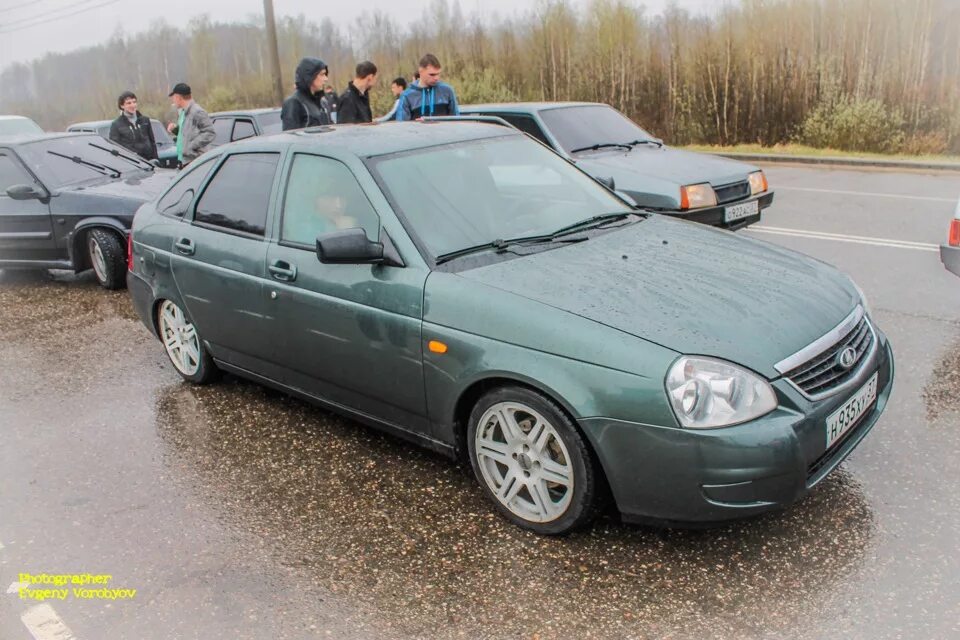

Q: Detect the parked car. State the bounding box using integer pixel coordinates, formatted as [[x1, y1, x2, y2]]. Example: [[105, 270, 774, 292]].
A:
[[129, 121, 892, 534], [0, 132, 175, 288], [0, 115, 43, 136], [459, 102, 774, 230], [66, 119, 178, 168], [210, 108, 282, 147], [941, 195, 960, 277]]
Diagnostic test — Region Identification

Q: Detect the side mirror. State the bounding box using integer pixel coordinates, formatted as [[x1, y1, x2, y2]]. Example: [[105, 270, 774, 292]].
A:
[[316, 228, 405, 267], [596, 175, 616, 191], [6, 183, 45, 201], [317, 228, 385, 264]]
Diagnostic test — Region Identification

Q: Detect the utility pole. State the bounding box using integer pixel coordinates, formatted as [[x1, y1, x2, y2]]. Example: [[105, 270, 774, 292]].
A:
[[263, 0, 284, 105]]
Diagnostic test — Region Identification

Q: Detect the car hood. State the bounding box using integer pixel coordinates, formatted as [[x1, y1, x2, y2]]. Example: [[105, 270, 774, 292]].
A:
[[576, 146, 757, 207], [72, 169, 177, 201], [454, 216, 859, 378]]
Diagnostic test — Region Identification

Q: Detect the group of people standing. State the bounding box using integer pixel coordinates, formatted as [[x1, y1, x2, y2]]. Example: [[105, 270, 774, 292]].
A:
[[280, 53, 460, 130], [104, 52, 460, 168]]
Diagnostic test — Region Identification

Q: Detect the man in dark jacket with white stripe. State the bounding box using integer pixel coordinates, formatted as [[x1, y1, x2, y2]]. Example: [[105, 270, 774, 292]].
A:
[[108, 91, 158, 161]]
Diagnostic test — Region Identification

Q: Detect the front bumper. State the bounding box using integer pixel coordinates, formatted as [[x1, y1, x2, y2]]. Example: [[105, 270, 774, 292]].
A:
[[661, 191, 775, 231], [941, 243, 960, 277], [580, 326, 894, 526]]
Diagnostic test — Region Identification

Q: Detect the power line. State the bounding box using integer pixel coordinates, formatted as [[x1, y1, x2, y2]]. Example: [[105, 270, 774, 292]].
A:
[[0, 0, 54, 16], [3, 0, 102, 27], [0, 0, 120, 34]]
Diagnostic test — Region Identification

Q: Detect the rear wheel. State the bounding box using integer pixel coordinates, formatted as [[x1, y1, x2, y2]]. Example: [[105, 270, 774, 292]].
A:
[[467, 386, 599, 535], [87, 229, 126, 290], [157, 299, 218, 384]]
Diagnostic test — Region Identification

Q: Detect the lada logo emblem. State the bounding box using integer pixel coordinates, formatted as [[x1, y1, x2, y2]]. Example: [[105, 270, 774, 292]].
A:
[[837, 346, 858, 370]]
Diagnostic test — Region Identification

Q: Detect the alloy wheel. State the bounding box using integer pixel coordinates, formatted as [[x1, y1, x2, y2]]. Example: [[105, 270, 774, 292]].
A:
[[158, 300, 201, 376], [474, 401, 574, 523]]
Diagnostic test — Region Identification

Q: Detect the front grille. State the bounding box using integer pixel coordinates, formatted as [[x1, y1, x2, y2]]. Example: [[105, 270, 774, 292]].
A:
[[714, 180, 750, 205], [785, 316, 873, 397]]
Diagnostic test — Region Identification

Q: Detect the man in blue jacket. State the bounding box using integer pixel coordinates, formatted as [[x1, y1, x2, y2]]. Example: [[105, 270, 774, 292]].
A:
[[397, 54, 459, 120]]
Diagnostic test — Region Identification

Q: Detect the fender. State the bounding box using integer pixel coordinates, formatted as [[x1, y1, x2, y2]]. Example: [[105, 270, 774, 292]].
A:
[[67, 217, 130, 271]]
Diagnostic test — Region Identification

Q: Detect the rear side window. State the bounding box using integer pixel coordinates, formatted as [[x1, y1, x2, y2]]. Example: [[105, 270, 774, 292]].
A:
[[0, 153, 31, 193], [156, 158, 216, 217], [233, 119, 256, 141], [195, 153, 279, 236], [212, 119, 233, 146]]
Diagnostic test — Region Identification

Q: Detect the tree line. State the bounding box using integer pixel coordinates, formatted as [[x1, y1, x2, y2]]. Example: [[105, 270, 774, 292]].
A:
[[2, 0, 957, 154]]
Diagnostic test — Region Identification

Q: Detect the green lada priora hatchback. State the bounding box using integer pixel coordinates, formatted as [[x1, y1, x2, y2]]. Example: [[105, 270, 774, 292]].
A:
[[128, 121, 894, 535]]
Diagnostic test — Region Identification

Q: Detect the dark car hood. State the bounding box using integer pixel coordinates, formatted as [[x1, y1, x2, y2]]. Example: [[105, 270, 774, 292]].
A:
[[70, 169, 177, 201], [575, 146, 758, 208], [455, 216, 858, 378]]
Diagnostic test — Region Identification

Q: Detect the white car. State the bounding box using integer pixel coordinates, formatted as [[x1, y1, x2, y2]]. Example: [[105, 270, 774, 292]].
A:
[[0, 115, 43, 136], [941, 196, 960, 277]]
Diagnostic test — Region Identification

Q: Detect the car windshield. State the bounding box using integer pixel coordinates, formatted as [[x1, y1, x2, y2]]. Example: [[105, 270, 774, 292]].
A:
[[257, 111, 282, 135], [151, 120, 173, 145], [0, 117, 43, 136], [540, 105, 656, 154], [19, 135, 145, 187], [369, 134, 629, 259]]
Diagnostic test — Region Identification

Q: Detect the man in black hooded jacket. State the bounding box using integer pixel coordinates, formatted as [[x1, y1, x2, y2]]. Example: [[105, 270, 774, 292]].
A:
[[281, 57, 331, 131]]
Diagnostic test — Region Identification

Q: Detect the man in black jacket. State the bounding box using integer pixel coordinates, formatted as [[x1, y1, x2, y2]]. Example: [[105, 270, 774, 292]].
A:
[[338, 61, 378, 124], [281, 57, 330, 131], [108, 91, 158, 161]]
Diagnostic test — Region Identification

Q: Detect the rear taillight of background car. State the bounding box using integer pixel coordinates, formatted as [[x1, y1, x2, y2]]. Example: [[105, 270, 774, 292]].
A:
[[949, 219, 960, 247], [127, 232, 134, 271]]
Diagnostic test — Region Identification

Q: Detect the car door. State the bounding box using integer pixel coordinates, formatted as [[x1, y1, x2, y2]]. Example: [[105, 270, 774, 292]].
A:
[[265, 152, 429, 431], [170, 151, 281, 372], [0, 149, 56, 261]]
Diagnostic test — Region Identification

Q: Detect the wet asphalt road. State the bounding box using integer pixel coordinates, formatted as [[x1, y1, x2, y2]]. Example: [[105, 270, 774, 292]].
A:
[[2, 164, 959, 639]]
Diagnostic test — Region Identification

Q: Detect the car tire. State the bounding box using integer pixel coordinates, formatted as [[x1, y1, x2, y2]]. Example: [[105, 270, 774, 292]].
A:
[[87, 229, 127, 290], [467, 386, 599, 535], [156, 299, 219, 384]]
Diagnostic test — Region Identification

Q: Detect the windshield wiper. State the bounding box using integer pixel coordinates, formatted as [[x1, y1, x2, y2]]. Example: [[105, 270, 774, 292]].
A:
[[46, 150, 121, 178], [623, 138, 663, 148], [88, 142, 154, 172], [570, 142, 633, 153], [549, 211, 638, 238]]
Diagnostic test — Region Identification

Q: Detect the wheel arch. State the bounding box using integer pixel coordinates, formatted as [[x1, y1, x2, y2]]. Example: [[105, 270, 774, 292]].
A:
[[69, 218, 129, 272]]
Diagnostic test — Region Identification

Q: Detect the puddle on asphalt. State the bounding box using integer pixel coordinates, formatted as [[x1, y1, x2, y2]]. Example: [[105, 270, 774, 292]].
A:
[[156, 378, 877, 639]]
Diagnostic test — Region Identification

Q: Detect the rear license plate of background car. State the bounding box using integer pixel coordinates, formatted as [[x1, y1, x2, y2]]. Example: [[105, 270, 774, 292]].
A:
[[825, 372, 878, 449], [724, 200, 759, 222]]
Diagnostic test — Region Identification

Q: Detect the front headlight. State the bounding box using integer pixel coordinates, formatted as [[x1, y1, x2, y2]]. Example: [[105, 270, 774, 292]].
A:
[[748, 170, 768, 195], [665, 356, 778, 429], [680, 183, 717, 209]]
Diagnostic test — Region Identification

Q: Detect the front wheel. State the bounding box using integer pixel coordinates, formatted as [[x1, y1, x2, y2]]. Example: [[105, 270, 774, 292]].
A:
[[87, 229, 126, 290], [467, 386, 600, 535], [157, 299, 218, 384]]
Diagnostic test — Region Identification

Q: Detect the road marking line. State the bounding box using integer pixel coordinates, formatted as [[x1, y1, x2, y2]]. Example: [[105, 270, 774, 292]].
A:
[[21, 604, 77, 640], [7, 581, 28, 594], [777, 186, 955, 203], [749, 226, 940, 252]]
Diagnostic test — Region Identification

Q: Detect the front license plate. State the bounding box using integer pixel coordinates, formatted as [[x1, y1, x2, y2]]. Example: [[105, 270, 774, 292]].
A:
[[724, 199, 759, 222], [825, 372, 878, 449]]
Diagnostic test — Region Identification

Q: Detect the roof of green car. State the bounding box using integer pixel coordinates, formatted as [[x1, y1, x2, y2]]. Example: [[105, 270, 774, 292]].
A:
[[461, 102, 602, 114], [210, 108, 281, 118], [225, 120, 519, 158]]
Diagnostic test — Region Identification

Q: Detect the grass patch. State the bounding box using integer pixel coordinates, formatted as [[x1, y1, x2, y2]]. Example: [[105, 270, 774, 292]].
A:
[[680, 143, 960, 164]]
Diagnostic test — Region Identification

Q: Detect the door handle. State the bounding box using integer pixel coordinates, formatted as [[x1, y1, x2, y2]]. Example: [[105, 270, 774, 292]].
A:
[[269, 260, 297, 282], [174, 238, 195, 256]]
